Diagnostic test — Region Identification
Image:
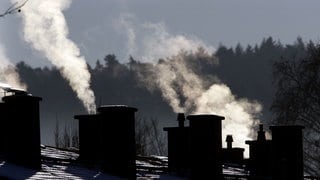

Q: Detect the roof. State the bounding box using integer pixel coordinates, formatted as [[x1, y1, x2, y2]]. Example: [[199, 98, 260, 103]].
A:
[[0, 145, 248, 179]]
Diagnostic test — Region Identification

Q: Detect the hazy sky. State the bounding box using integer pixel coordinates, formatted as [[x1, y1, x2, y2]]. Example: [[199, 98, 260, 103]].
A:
[[1, 0, 320, 67]]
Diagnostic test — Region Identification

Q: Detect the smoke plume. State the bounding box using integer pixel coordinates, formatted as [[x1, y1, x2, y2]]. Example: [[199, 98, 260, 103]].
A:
[[17, 0, 96, 113], [114, 14, 215, 63], [0, 43, 26, 90], [118, 15, 262, 156], [153, 52, 261, 157]]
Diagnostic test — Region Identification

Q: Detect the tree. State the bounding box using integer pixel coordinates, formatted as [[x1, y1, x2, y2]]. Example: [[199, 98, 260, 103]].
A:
[[272, 43, 320, 176], [135, 116, 167, 156], [54, 120, 79, 149], [0, 0, 28, 18], [54, 119, 60, 147]]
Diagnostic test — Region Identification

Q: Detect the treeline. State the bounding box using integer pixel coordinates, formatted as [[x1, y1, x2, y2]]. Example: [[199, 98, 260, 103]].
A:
[[14, 36, 309, 147]]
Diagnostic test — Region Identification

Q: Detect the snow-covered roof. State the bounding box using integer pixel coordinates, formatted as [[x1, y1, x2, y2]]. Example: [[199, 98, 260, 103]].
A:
[[0, 145, 248, 179], [0, 146, 121, 179]]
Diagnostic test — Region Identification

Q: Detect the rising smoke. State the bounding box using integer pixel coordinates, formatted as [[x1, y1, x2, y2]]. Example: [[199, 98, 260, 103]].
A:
[[0, 43, 26, 91], [117, 14, 262, 156], [16, 0, 96, 113]]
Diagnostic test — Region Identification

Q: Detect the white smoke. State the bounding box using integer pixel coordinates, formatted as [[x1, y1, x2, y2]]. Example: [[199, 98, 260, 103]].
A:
[[117, 14, 262, 157], [114, 14, 215, 63], [195, 84, 262, 152], [17, 0, 96, 113], [140, 22, 215, 63], [0, 43, 26, 91], [113, 13, 137, 59], [153, 53, 262, 157]]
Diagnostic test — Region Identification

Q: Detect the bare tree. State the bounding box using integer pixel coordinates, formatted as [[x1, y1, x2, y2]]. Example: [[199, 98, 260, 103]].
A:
[[54, 119, 60, 147], [54, 119, 79, 149], [135, 116, 167, 156], [148, 118, 167, 155], [0, 0, 28, 18], [71, 127, 79, 149], [62, 125, 71, 148], [272, 42, 320, 176]]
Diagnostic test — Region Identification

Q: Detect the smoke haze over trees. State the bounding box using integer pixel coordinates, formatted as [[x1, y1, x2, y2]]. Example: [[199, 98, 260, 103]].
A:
[[12, 37, 308, 147]]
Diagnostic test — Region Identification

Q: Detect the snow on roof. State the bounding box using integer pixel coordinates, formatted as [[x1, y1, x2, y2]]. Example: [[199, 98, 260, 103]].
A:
[[0, 145, 248, 179], [0, 146, 121, 179], [0, 145, 171, 179]]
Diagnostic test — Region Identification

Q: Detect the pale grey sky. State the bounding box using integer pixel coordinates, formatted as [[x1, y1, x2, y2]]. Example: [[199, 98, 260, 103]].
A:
[[1, 0, 320, 67]]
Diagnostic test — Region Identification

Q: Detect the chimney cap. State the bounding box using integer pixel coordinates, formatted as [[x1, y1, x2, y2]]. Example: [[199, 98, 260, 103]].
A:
[[187, 114, 225, 121], [74, 114, 98, 120], [226, 135, 233, 142], [2, 94, 42, 102], [177, 113, 185, 121], [97, 105, 138, 113], [269, 125, 304, 131]]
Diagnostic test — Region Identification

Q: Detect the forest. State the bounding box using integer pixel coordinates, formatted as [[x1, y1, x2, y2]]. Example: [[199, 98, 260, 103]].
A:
[[11, 37, 320, 175], [13, 37, 305, 142]]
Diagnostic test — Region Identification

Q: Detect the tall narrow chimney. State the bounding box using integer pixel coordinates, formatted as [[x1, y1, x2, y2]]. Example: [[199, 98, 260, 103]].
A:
[[73, 114, 100, 163], [257, 124, 266, 142], [245, 124, 272, 177], [2, 93, 42, 169], [177, 113, 185, 128], [187, 114, 225, 179], [226, 135, 233, 150]]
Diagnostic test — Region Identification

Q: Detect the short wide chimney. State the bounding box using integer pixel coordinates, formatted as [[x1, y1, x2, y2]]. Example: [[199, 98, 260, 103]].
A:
[[187, 114, 225, 179], [2, 94, 42, 169], [74, 105, 137, 179], [270, 125, 304, 180]]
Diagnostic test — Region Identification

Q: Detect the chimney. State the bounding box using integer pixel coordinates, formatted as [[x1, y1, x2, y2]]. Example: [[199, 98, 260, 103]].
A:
[[245, 124, 272, 178], [269, 125, 304, 180], [257, 124, 266, 142], [163, 113, 190, 175], [226, 135, 233, 149], [73, 114, 100, 163], [74, 105, 137, 179], [222, 135, 244, 165], [177, 113, 185, 128], [187, 114, 225, 179], [2, 93, 42, 169], [0, 103, 8, 157]]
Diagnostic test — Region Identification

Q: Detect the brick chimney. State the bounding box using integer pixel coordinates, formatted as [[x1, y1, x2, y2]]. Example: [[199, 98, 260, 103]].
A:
[[2, 93, 42, 169], [187, 114, 225, 179]]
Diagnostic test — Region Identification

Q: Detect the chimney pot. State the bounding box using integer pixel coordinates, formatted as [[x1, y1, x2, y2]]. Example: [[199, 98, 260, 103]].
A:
[[226, 135, 233, 149], [177, 113, 185, 127], [257, 124, 266, 141]]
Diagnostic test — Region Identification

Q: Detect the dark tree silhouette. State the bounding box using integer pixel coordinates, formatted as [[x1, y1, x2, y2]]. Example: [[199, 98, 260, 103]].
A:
[[272, 43, 320, 176], [0, 0, 28, 18], [135, 116, 167, 156]]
